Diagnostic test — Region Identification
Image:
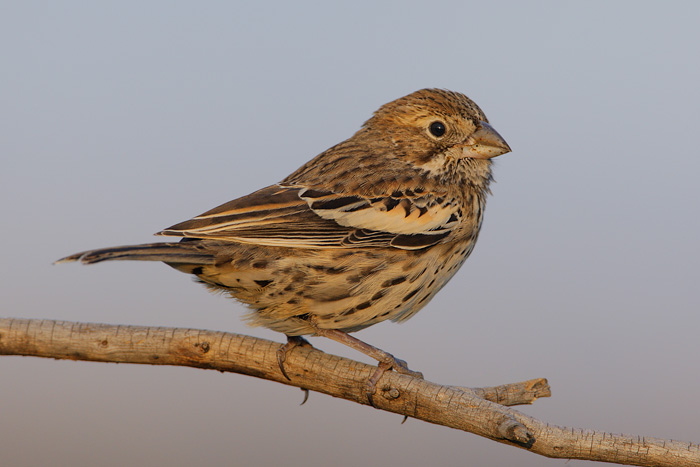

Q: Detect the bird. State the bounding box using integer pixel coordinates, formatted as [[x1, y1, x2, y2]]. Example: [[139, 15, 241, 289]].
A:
[[57, 88, 511, 404]]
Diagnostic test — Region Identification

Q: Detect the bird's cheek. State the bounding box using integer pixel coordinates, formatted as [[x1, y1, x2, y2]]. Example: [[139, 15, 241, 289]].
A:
[[445, 146, 467, 161], [415, 152, 449, 175]]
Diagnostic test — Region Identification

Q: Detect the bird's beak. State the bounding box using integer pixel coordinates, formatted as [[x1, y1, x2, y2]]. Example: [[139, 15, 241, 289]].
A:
[[461, 121, 511, 159]]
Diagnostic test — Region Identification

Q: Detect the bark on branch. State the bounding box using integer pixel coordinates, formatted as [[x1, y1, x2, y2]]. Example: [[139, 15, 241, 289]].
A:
[[1, 318, 697, 466]]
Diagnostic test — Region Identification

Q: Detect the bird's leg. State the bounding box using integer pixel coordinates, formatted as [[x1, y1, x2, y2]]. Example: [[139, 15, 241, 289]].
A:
[[311, 327, 423, 406], [277, 335, 313, 381]]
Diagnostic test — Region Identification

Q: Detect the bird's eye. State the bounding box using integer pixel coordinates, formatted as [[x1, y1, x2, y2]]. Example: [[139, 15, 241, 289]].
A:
[[429, 121, 446, 137]]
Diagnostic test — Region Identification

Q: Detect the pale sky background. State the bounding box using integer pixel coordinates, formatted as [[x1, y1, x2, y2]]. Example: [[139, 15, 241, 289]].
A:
[[2, 2, 699, 466]]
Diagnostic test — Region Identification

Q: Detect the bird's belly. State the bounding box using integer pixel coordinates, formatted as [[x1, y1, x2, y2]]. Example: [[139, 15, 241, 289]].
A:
[[193, 241, 474, 336]]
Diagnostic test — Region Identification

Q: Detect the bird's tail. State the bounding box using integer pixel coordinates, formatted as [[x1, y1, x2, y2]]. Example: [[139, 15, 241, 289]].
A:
[[55, 242, 215, 265]]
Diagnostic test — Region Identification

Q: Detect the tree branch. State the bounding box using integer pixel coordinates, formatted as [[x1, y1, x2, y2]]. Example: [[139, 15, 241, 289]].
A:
[[1, 318, 697, 466]]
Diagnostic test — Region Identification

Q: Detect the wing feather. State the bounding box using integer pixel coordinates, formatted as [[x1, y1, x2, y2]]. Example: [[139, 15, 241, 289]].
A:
[[299, 187, 461, 235], [157, 184, 458, 250]]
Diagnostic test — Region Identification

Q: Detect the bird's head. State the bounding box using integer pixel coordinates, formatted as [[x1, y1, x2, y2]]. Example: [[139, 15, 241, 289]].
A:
[[364, 88, 511, 179]]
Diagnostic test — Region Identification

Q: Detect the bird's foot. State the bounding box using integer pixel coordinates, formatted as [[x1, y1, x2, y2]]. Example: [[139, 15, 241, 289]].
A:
[[365, 354, 424, 408], [309, 327, 423, 407], [276, 335, 313, 381]]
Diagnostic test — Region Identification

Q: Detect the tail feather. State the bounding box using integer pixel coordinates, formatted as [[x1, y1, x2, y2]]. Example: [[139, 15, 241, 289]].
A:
[[55, 242, 215, 265]]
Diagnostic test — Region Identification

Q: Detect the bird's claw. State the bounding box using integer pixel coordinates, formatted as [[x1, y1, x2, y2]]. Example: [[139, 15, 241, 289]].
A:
[[365, 357, 423, 408], [300, 388, 310, 405], [277, 336, 313, 381], [390, 357, 424, 379]]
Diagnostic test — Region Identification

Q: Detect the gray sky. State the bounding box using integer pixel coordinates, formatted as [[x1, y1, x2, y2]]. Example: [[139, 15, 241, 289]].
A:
[[2, 2, 699, 466]]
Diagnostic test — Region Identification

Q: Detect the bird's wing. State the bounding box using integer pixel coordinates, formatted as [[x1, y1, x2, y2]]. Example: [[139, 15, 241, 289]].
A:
[[157, 184, 459, 250]]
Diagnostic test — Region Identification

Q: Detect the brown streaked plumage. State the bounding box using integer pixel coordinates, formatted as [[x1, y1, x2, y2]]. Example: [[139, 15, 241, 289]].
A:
[[57, 89, 511, 404]]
